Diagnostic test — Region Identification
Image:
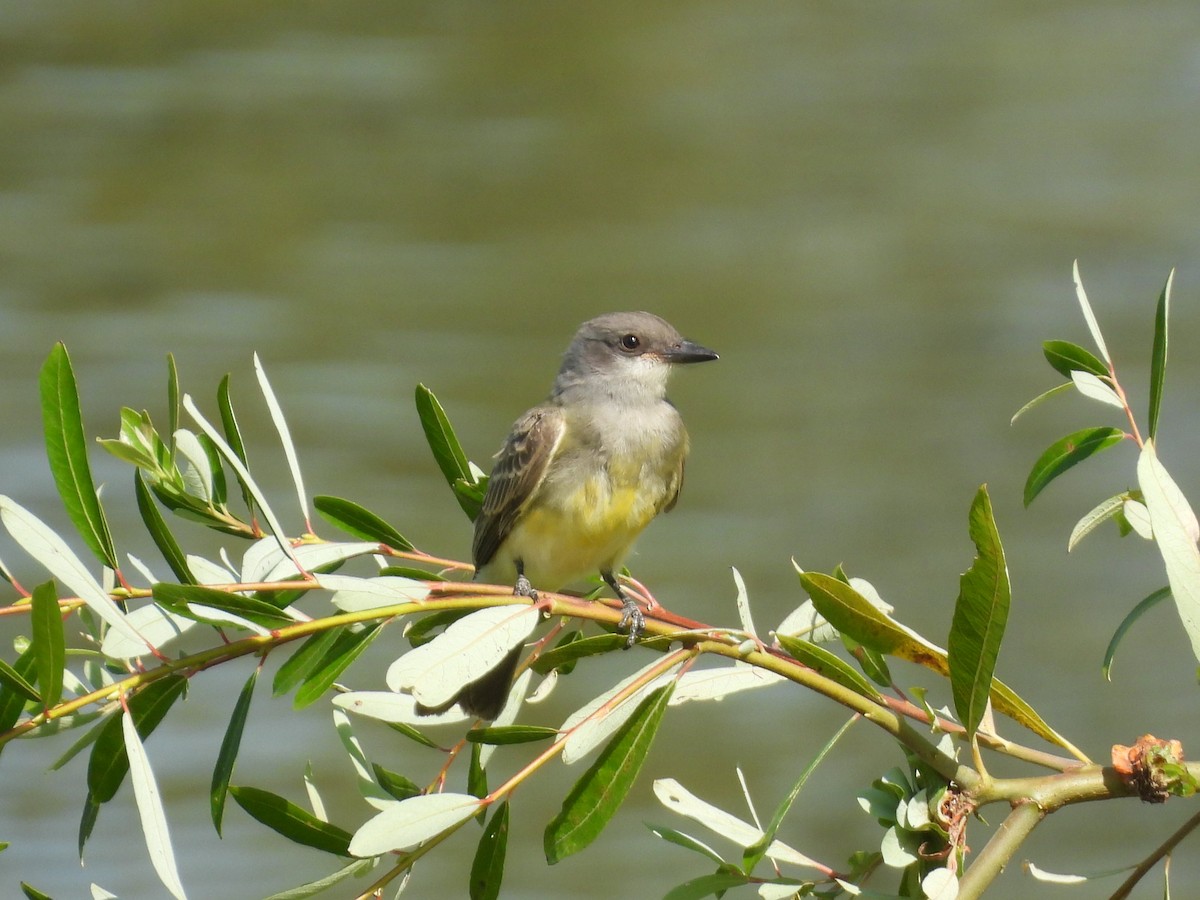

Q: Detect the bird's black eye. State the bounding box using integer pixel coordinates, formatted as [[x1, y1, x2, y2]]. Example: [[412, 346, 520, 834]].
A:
[[618, 333, 641, 352]]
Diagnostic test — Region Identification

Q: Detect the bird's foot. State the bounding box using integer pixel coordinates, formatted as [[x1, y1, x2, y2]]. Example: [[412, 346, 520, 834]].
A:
[[618, 597, 645, 649], [514, 573, 538, 600], [618, 573, 660, 611]]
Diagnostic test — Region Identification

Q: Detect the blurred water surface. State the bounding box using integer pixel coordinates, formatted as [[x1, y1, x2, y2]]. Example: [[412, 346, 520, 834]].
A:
[[3, 4, 1200, 898]]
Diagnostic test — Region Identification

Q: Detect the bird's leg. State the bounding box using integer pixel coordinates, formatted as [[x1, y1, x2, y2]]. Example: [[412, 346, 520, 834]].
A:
[[603, 570, 644, 649], [617, 572, 659, 611], [513, 559, 537, 599]]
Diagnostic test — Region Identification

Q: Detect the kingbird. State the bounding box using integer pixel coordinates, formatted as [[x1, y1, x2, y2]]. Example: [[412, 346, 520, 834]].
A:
[[423, 311, 717, 719]]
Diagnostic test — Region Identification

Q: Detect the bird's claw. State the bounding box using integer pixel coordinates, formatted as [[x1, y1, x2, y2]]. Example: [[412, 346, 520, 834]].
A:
[[618, 598, 645, 649], [514, 574, 537, 599]]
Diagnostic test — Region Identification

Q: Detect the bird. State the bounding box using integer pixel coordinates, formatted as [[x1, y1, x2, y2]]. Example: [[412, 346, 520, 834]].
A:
[[420, 311, 717, 719]]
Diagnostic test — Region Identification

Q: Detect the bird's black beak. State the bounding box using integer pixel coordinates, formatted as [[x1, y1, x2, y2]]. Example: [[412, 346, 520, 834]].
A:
[[665, 339, 719, 364]]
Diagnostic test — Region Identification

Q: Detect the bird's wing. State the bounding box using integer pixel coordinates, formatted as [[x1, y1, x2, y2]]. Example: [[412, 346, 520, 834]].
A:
[[661, 454, 686, 514], [472, 405, 566, 569]]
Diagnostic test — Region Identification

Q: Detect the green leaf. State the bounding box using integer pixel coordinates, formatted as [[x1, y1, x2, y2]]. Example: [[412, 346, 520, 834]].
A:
[[370, 763, 421, 801], [78, 793, 100, 859], [313, 495, 413, 551], [468, 742, 488, 800], [799, 571, 1083, 756], [645, 824, 726, 865], [405, 608, 474, 647], [293, 624, 382, 709], [531, 633, 625, 674], [1042, 340, 1108, 379], [1010, 383, 1074, 426], [1148, 270, 1173, 440], [466, 725, 559, 745], [229, 785, 352, 856], [743, 715, 857, 872], [1102, 586, 1171, 681], [86, 675, 187, 805], [135, 471, 196, 584], [415, 384, 477, 518], [30, 581, 64, 709], [470, 801, 509, 900], [39, 343, 118, 570], [152, 582, 296, 630], [272, 627, 344, 697], [20, 882, 53, 900], [0, 654, 40, 705], [663, 872, 752, 900], [1023, 427, 1124, 507], [217, 374, 255, 517], [167, 354, 180, 454], [0, 646, 39, 737], [211, 666, 259, 836], [948, 486, 1011, 738], [544, 684, 673, 864], [775, 634, 881, 701]]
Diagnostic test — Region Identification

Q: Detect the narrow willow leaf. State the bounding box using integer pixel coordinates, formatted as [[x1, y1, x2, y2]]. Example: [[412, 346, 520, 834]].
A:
[[1137, 441, 1200, 663], [332, 690, 470, 727], [273, 628, 344, 697], [211, 667, 259, 835], [254, 541, 378, 585], [86, 676, 187, 805], [167, 354, 180, 454], [468, 742, 488, 800], [731, 566, 756, 637], [371, 764, 421, 802], [1073, 260, 1112, 366], [1010, 382, 1073, 426], [545, 684, 674, 864], [183, 394, 298, 574], [229, 786, 352, 856], [1042, 340, 1109, 379], [101, 604, 195, 660], [1070, 371, 1124, 409], [470, 801, 509, 900], [1148, 269, 1173, 440], [0, 647, 38, 735], [466, 725, 559, 745], [559, 659, 681, 764], [668, 664, 785, 705], [744, 715, 857, 872], [775, 634, 881, 701], [799, 571, 1084, 757], [254, 354, 310, 529], [415, 384, 477, 518], [259, 858, 379, 900], [152, 583, 296, 630], [0, 654, 40, 705], [313, 495, 413, 550], [530, 634, 625, 674], [386, 606, 539, 710], [294, 624, 382, 710], [30, 581, 65, 709], [135, 471, 195, 584], [349, 792, 482, 857], [663, 872, 753, 900], [331, 708, 393, 812], [948, 486, 1011, 738], [1123, 498, 1152, 540], [78, 793, 100, 859], [1068, 494, 1128, 551], [321, 573, 428, 613], [1023, 427, 1124, 507], [123, 709, 188, 900], [20, 884, 53, 900], [39, 343, 118, 570], [1102, 586, 1171, 681], [652, 778, 819, 868], [646, 824, 727, 865], [0, 496, 149, 652], [217, 374, 254, 512], [174, 429, 215, 504]]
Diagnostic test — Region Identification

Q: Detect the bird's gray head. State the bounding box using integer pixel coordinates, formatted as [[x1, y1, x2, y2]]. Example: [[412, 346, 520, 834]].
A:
[[553, 311, 718, 402]]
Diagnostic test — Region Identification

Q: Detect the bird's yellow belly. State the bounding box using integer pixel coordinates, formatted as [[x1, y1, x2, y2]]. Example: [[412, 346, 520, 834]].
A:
[[483, 475, 661, 591]]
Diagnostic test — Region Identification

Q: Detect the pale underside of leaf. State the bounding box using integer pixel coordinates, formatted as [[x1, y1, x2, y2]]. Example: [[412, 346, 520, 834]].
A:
[[1073, 260, 1112, 366], [1069, 370, 1124, 409], [319, 573, 430, 612], [333, 690, 470, 726], [385, 605, 540, 708], [123, 709, 189, 900], [348, 792, 481, 857], [652, 778, 821, 869]]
